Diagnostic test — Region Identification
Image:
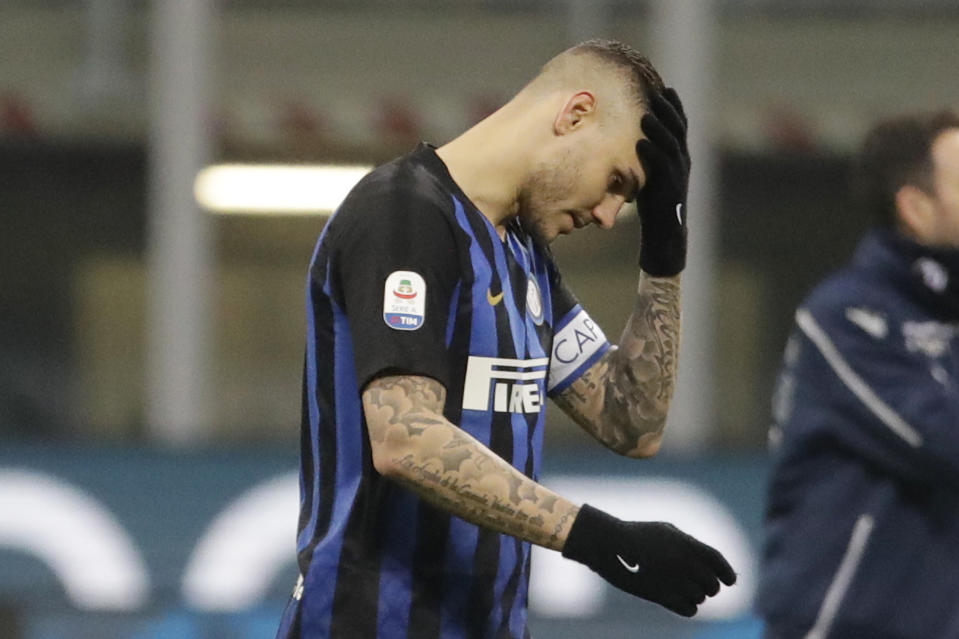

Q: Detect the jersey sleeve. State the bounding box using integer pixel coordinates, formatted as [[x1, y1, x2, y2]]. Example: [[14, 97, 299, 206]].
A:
[[329, 182, 461, 392], [781, 300, 959, 490], [545, 261, 611, 395]]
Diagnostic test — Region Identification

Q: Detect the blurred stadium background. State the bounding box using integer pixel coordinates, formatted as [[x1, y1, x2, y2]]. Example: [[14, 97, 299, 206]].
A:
[[1, 1, 957, 637]]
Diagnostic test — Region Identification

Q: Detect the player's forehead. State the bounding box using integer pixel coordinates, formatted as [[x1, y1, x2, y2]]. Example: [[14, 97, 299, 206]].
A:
[[612, 139, 642, 174], [593, 134, 644, 196], [605, 115, 644, 163], [605, 97, 646, 144]]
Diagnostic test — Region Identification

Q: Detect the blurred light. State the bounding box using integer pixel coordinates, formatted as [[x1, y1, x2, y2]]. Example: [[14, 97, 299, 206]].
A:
[[182, 472, 298, 610], [0, 470, 150, 610], [194, 164, 372, 215]]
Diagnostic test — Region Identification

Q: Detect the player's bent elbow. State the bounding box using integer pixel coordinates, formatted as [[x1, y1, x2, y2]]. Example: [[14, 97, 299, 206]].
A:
[[368, 431, 425, 482], [633, 437, 663, 458], [370, 446, 395, 477], [366, 419, 406, 478], [370, 440, 403, 478], [620, 431, 663, 459]]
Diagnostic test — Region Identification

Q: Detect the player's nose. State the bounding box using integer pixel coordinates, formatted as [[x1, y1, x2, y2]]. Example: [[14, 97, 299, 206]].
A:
[[591, 195, 623, 229]]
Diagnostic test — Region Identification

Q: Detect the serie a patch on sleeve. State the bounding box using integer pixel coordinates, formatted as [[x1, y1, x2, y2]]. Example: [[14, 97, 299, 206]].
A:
[[383, 270, 426, 330]]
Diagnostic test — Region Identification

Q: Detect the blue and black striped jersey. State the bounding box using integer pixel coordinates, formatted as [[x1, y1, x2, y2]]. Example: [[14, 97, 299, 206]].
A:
[[279, 144, 610, 639]]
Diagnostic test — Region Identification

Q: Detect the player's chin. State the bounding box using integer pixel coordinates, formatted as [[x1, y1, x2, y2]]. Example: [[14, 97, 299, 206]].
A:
[[524, 218, 558, 246], [551, 214, 576, 239], [545, 225, 567, 242]]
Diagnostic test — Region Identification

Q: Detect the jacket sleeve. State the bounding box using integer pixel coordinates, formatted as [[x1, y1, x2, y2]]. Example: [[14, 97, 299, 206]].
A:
[[780, 300, 959, 491]]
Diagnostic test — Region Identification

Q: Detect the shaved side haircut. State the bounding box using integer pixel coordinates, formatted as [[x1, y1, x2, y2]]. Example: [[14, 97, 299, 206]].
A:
[[525, 39, 665, 111]]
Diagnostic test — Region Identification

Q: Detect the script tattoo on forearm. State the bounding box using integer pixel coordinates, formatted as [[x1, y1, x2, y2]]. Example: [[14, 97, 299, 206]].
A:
[[554, 274, 680, 455], [363, 375, 579, 550]]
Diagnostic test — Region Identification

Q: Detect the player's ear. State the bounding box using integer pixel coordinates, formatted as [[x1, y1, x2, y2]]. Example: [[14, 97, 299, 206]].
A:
[[896, 184, 937, 242], [553, 91, 596, 136]]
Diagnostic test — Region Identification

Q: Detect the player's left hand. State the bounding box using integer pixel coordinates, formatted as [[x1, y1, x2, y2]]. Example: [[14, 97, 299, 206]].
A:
[[635, 87, 690, 277]]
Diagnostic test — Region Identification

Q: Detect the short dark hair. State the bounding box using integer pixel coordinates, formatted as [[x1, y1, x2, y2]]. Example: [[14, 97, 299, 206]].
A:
[[549, 39, 665, 107], [854, 109, 959, 228]]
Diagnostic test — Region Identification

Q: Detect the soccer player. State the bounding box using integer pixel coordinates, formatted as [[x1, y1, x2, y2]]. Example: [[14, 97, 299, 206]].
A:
[[277, 39, 736, 639], [757, 110, 959, 638]]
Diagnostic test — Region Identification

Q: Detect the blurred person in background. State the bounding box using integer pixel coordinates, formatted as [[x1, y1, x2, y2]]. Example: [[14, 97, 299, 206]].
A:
[[276, 40, 735, 639], [757, 110, 959, 639]]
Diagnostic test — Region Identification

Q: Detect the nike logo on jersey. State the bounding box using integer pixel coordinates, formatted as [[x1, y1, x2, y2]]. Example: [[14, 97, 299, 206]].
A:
[[487, 289, 504, 306], [616, 554, 640, 573], [675, 203, 684, 226]]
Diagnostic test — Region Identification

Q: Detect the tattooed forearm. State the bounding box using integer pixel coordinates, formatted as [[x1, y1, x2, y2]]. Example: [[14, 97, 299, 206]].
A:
[[363, 375, 580, 550], [554, 273, 681, 457]]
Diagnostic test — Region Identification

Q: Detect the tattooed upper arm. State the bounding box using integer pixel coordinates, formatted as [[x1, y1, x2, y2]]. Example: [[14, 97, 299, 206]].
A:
[[362, 375, 447, 473], [361, 374, 579, 549], [553, 275, 680, 458]]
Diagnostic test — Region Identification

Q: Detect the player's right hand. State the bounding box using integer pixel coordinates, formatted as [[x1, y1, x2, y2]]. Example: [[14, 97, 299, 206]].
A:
[[561, 503, 736, 617]]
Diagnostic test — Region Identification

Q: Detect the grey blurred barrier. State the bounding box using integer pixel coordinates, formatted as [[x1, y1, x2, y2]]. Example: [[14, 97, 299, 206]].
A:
[[0, 444, 767, 638]]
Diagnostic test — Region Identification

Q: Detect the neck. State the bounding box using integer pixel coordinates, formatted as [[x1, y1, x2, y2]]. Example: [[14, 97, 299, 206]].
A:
[[436, 101, 539, 235]]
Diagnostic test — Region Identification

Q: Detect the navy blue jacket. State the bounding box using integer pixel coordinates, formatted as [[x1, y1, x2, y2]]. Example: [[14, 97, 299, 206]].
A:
[[757, 231, 959, 639]]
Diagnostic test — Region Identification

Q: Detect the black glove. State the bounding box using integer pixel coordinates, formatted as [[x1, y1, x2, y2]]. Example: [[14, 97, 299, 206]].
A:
[[635, 87, 690, 277], [562, 504, 736, 617]]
